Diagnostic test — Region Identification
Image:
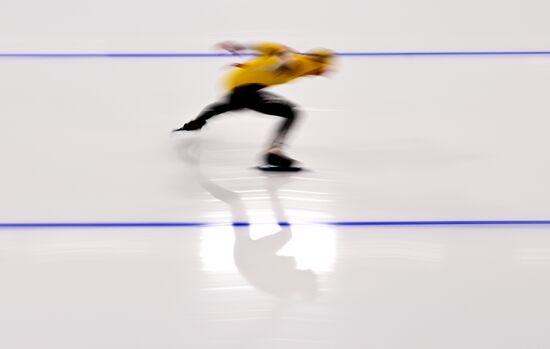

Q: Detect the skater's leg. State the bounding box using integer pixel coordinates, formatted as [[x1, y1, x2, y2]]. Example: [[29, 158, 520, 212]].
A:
[[196, 101, 240, 122], [247, 91, 300, 148], [173, 98, 243, 132], [174, 85, 266, 132], [246, 92, 300, 166]]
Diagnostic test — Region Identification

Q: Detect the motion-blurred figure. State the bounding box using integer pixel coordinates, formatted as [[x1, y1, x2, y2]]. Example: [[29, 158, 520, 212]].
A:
[[173, 41, 335, 169]]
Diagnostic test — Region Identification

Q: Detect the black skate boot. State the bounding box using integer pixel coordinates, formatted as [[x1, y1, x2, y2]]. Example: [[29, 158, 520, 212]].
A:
[[173, 119, 207, 132], [258, 151, 302, 172], [266, 152, 295, 168]]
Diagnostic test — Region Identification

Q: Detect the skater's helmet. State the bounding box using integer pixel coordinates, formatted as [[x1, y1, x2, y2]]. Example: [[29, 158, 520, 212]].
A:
[[306, 48, 336, 65], [303, 48, 335, 76]]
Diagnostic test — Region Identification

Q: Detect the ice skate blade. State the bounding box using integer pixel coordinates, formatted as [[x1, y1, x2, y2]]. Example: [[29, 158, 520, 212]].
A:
[[256, 164, 303, 172]]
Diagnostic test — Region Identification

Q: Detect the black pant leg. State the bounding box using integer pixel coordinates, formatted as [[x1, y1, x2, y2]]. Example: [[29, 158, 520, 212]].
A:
[[194, 100, 241, 123], [245, 91, 299, 147], [194, 84, 265, 122]]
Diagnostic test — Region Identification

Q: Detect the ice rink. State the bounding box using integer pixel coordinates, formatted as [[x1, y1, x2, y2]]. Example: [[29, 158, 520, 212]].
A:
[[2, 0, 550, 348]]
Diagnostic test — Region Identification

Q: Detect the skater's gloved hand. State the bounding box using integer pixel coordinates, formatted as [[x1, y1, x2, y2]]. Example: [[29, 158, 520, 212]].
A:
[[216, 41, 245, 54]]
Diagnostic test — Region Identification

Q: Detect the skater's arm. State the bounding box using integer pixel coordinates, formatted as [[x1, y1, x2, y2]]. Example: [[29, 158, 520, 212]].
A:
[[216, 41, 295, 56], [251, 42, 297, 72], [217, 41, 298, 72], [216, 41, 248, 54]]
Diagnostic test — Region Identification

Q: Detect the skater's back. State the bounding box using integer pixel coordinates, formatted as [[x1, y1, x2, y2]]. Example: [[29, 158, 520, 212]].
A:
[[225, 42, 334, 92]]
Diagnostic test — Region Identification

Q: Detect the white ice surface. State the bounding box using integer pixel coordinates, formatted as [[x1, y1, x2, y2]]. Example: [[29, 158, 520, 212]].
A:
[[0, 56, 549, 222], [1, 45, 550, 349]]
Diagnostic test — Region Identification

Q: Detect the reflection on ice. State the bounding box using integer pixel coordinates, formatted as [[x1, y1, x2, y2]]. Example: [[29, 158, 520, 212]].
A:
[[184, 137, 335, 299]]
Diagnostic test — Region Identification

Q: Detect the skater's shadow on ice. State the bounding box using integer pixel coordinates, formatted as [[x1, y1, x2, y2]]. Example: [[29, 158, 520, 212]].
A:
[[177, 137, 318, 301]]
